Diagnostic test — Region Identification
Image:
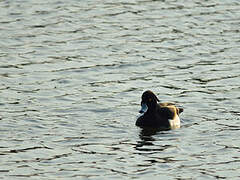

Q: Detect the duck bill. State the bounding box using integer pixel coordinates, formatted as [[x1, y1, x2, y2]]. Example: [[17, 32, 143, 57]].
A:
[[139, 103, 148, 114]]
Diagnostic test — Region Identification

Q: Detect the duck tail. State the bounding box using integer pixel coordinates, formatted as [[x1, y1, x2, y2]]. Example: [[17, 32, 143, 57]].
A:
[[177, 107, 184, 115]]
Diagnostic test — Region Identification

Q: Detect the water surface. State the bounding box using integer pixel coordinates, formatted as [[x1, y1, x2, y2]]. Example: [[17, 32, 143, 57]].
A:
[[1, 0, 240, 179]]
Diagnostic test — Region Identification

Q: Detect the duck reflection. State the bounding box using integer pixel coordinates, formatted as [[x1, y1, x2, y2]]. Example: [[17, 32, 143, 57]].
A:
[[135, 127, 171, 152], [140, 127, 170, 137]]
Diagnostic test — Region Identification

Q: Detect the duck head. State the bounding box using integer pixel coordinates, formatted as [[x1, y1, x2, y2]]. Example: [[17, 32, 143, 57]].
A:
[[139, 90, 160, 114]]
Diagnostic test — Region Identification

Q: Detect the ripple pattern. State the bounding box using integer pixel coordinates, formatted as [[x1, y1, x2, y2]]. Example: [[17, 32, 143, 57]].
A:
[[0, 0, 240, 179]]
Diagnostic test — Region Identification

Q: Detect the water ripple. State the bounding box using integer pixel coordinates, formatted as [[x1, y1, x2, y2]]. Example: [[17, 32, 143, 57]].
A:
[[1, 0, 240, 179]]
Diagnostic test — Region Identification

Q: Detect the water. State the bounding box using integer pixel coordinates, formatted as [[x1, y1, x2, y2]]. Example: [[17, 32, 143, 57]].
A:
[[0, 0, 240, 179]]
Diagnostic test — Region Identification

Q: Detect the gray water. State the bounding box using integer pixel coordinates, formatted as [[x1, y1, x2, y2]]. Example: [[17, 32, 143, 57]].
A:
[[1, 0, 240, 179]]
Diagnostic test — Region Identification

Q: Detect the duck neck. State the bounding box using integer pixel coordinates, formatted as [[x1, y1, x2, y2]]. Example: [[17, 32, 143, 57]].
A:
[[146, 103, 157, 113]]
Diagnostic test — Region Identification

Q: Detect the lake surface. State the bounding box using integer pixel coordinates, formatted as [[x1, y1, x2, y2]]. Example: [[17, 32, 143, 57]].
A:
[[1, 0, 240, 179]]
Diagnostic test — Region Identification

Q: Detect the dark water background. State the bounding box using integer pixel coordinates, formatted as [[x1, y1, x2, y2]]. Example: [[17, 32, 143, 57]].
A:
[[1, 0, 240, 179]]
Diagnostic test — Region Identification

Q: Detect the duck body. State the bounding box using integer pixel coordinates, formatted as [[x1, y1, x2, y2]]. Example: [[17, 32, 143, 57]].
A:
[[136, 90, 183, 129]]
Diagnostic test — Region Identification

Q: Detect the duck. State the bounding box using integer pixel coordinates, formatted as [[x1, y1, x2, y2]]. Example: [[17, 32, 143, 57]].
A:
[[136, 90, 183, 129]]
